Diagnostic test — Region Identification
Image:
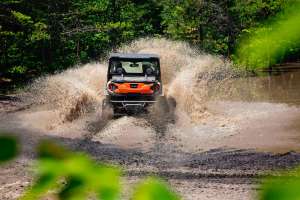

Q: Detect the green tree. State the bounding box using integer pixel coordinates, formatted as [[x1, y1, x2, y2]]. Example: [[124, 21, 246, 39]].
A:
[[234, 0, 300, 70]]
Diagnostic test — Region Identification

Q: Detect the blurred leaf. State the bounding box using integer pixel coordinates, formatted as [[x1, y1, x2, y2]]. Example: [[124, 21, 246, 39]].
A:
[[37, 140, 70, 160], [21, 173, 59, 200], [59, 176, 86, 200], [132, 177, 180, 200], [96, 166, 121, 200], [22, 141, 121, 200], [260, 170, 300, 200], [0, 135, 18, 163], [234, 1, 300, 70], [22, 139, 182, 200]]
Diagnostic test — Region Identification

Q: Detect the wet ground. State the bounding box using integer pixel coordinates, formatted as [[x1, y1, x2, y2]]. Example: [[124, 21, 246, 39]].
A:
[[0, 39, 300, 200], [1, 70, 300, 200]]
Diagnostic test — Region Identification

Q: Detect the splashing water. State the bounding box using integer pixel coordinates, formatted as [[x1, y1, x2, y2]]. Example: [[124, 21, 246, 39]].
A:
[[119, 38, 237, 122], [7, 38, 245, 150], [2, 37, 300, 153], [21, 63, 106, 123], [20, 38, 233, 125]]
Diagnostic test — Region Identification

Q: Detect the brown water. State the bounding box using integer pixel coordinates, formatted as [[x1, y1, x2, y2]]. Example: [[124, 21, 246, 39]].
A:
[[1, 38, 300, 153], [216, 68, 300, 105]]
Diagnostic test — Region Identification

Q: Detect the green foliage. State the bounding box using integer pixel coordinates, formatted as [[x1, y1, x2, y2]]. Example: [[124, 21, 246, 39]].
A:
[[260, 167, 300, 200], [133, 178, 180, 200], [161, 0, 228, 54], [21, 141, 121, 200], [234, 1, 300, 70], [20, 141, 180, 200], [1, 0, 298, 86], [231, 0, 286, 28], [0, 135, 18, 163], [0, 0, 162, 83], [160, 0, 288, 56], [30, 22, 50, 41], [11, 11, 33, 25], [0, 135, 180, 199], [8, 66, 27, 74]]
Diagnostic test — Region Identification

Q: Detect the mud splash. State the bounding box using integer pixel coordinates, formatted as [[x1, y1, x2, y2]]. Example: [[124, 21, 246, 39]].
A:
[[5, 38, 299, 153], [0, 38, 239, 153], [18, 38, 234, 130], [19, 63, 106, 127]]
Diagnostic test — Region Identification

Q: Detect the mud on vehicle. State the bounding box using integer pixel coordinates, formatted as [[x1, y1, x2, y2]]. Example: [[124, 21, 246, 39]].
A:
[[102, 53, 175, 118]]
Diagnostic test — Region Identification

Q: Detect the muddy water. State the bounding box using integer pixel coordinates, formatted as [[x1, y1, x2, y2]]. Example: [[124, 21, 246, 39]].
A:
[[0, 38, 299, 154], [217, 68, 300, 105], [256, 70, 300, 104], [218, 69, 300, 152]]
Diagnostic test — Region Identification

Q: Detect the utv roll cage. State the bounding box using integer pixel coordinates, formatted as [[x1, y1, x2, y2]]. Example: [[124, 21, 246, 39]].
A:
[[108, 53, 161, 81]]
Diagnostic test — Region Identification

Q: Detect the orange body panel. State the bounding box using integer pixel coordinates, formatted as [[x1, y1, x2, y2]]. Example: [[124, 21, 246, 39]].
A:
[[114, 82, 154, 94]]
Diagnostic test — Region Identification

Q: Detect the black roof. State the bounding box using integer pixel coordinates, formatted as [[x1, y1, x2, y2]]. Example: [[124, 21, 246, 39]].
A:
[[109, 53, 160, 59]]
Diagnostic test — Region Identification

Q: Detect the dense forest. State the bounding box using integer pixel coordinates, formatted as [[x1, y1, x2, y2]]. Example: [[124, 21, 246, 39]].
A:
[[0, 0, 298, 87]]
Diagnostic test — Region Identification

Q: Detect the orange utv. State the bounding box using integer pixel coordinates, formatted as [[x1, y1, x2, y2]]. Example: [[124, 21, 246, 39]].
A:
[[102, 53, 173, 116]]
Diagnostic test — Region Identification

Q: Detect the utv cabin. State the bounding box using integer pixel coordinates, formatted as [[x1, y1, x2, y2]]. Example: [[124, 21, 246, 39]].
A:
[[107, 53, 161, 81]]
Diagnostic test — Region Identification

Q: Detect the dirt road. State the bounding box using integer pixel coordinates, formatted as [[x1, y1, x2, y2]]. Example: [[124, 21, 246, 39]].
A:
[[1, 38, 300, 200]]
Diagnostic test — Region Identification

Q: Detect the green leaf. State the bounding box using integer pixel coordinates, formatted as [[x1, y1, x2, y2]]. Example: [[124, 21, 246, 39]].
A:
[[234, 1, 300, 69], [8, 66, 27, 74], [132, 177, 180, 200], [37, 141, 70, 160], [260, 173, 300, 200], [30, 22, 50, 41], [0, 135, 18, 163], [59, 176, 86, 200], [21, 173, 59, 200], [11, 11, 33, 25]]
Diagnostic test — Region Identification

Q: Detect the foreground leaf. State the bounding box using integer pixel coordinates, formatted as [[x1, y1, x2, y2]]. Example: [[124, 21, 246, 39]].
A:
[[132, 177, 180, 200], [0, 135, 18, 163]]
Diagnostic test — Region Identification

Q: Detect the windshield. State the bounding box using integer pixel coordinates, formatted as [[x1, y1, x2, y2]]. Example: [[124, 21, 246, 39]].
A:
[[109, 60, 159, 75]]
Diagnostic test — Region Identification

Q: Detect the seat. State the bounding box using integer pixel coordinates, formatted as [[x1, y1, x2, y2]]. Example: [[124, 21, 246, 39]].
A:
[[142, 63, 154, 75], [115, 62, 125, 75]]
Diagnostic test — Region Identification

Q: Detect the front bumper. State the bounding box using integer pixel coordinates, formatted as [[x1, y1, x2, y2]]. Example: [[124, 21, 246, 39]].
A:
[[106, 94, 158, 114]]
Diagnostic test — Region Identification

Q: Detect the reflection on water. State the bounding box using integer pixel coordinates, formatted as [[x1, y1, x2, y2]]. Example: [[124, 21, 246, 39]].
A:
[[264, 70, 300, 104], [214, 64, 300, 105]]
